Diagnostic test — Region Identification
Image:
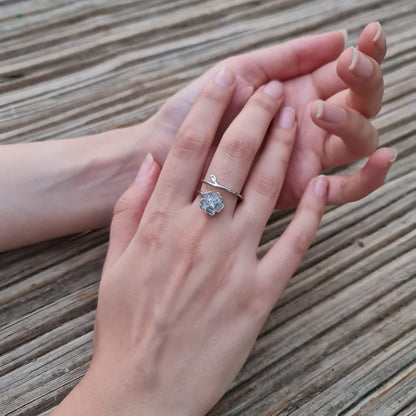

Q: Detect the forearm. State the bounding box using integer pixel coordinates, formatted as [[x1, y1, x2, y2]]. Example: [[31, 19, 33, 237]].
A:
[[0, 124, 149, 252]]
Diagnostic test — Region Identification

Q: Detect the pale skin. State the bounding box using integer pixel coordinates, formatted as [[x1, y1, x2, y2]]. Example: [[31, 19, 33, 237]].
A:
[[53, 59, 330, 416], [0, 22, 394, 252], [41, 24, 397, 415]]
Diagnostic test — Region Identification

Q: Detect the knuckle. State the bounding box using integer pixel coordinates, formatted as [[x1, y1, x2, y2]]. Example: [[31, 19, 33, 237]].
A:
[[278, 129, 296, 148], [199, 83, 228, 104], [252, 173, 278, 198], [250, 287, 271, 320], [372, 128, 380, 148], [368, 99, 383, 118], [223, 133, 256, 161], [138, 209, 169, 250], [251, 93, 278, 114], [367, 127, 379, 153], [353, 80, 384, 119], [240, 209, 262, 229], [233, 277, 270, 322], [174, 127, 207, 159], [360, 106, 377, 119], [158, 97, 177, 121]]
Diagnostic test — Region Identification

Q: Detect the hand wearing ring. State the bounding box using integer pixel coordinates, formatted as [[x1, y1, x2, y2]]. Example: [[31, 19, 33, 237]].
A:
[[89, 68, 329, 415]]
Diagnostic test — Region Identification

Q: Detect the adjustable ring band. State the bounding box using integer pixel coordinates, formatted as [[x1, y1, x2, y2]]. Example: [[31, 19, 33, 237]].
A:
[[201, 174, 243, 201], [198, 174, 243, 216]]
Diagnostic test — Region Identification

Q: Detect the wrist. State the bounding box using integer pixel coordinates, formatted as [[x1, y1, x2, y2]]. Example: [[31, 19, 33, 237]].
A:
[[0, 122, 152, 251], [76, 123, 151, 226], [48, 124, 150, 229]]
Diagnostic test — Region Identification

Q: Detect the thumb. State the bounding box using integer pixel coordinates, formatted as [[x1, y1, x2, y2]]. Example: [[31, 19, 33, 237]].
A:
[[104, 153, 160, 272]]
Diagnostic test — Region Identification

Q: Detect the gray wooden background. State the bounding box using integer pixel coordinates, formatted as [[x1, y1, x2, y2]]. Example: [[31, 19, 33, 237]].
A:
[[1, 1, 415, 415]]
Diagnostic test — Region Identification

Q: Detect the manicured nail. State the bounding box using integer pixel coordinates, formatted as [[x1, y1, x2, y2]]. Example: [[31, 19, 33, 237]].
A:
[[316, 100, 347, 124], [215, 67, 235, 87], [135, 153, 153, 182], [338, 29, 348, 48], [316, 99, 323, 118], [349, 47, 374, 77], [264, 80, 283, 98], [389, 148, 398, 163], [373, 21, 383, 42], [278, 107, 295, 129], [314, 175, 329, 198]]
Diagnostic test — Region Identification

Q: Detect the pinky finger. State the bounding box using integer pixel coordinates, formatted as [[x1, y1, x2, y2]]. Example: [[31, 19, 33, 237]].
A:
[[104, 154, 160, 272], [326, 147, 396, 205], [257, 176, 328, 301]]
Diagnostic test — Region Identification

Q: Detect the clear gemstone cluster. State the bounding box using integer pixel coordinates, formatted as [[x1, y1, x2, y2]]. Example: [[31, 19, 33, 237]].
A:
[[200, 191, 224, 216]]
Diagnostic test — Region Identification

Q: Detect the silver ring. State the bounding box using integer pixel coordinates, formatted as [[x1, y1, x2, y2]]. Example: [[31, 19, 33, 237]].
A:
[[201, 174, 243, 201]]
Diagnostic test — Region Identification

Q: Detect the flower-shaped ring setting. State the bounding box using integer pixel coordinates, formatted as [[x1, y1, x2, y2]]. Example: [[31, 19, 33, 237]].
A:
[[198, 191, 224, 216]]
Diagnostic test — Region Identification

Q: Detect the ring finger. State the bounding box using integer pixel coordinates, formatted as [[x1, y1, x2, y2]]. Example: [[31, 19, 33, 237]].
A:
[[197, 81, 285, 216], [236, 107, 297, 244]]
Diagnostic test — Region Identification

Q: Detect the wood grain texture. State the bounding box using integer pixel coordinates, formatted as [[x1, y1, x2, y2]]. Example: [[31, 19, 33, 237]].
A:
[[1, 0, 415, 415]]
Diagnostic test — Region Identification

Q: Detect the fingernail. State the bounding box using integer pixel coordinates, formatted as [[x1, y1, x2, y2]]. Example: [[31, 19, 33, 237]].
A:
[[338, 29, 348, 48], [314, 175, 328, 198], [389, 148, 398, 163], [373, 21, 383, 42], [278, 107, 295, 129], [135, 153, 153, 182], [349, 47, 374, 78], [215, 67, 235, 87], [316, 100, 347, 124], [264, 80, 283, 98]]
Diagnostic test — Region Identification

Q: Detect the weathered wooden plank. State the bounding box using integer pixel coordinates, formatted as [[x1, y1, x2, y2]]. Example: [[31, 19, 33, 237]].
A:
[[3, 336, 92, 416], [233, 248, 416, 386], [342, 366, 416, 415], [268, 331, 416, 416], [0, 283, 97, 354], [212, 283, 416, 414], [0, 244, 104, 308], [212, 300, 416, 415], [286, 337, 416, 416], [267, 223, 416, 329], [0, 0, 415, 415], [259, 170, 416, 260], [0, 311, 94, 376], [394, 401, 416, 416], [0, 229, 108, 290], [0, 0, 415, 144]]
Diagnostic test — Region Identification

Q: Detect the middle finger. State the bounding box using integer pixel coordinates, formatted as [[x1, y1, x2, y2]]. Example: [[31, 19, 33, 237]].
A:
[[198, 81, 284, 215]]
